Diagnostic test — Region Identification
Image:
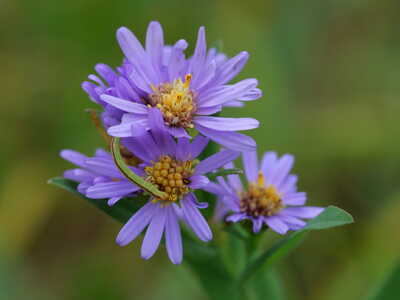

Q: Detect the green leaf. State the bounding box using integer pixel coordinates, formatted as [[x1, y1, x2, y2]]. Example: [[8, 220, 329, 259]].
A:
[[247, 269, 285, 300], [207, 168, 243, 181], [238, 206, 353, 285], [184, 238, 239, 300], [224, 223, 251, 241], [50, 177, 239, 299], [48, 177, 145, 223], [111, 137, 166, 199], [367, 263, 400, 300], [219, 230, 247, 278]]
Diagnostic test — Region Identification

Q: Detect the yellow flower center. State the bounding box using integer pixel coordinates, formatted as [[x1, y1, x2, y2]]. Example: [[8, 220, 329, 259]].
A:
[[239, 172, 283, 217], [144, 155, 195, 203], [149, 74, 196, 128]]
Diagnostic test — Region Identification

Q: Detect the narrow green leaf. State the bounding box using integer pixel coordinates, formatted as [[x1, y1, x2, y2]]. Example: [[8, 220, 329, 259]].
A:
[[224, 223, 250, 241], [238, 206, 353, 285], [219, 230, 247, 278], [184, 239, 238, 300], [48, 177, 145, 223], [367, 263, 400, 300], [207, 168, 243, 180], [50, 177, 243, 299], [111, 137, 166, 199], [247, 269, 285, 300]]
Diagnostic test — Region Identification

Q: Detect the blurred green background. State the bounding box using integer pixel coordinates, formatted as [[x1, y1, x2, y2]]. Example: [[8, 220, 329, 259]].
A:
[[0, 0, 399, 299]]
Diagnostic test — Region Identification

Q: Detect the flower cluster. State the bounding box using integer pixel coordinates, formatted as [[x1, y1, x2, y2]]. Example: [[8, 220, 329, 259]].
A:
[[60, 21, 323, 264]]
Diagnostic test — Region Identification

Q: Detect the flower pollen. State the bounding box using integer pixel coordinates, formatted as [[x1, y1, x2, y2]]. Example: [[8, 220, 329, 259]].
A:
[[145, 155, 194, 203], [149, 74, 196, 128], [239, 172, 283, 217]]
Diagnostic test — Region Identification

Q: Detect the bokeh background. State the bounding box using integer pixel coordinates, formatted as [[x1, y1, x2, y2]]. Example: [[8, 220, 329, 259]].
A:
[[0, 0, 399, 299]]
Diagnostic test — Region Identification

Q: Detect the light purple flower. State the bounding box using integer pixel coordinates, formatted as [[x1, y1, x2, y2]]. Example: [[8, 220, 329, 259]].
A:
[[209, 151, 324, 235], [60, 148, 142, 206], [60, 114, 240, 264], [82, 21, 261, 151]]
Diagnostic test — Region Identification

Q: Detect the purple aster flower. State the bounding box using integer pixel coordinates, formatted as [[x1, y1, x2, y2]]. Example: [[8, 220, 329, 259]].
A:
[[60, 110, 240, 264], [60, 148, 142, 206], [210, 151, 324, 234], [82, 21, 261, 151]]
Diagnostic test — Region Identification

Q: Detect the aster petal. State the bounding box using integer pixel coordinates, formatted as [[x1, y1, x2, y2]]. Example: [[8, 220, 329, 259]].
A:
[[243, 150, 258, 182], [165, 205, 183, 264], [108, 196, 122, 206], [88, 74, 105, 86], [117, 27, 158, 84], [86, 181, 140, 199], [195, 105, 222, 115], [189, 135, 209, 159], [282, 192, 307, 206], [63, 169, 95, 182], [60, 150, 87, 168], [107, 117, 148, 137], [191, 197, 209, 209], [95, 63, 117, 84], [278, 174, 298, 195], [195, 149, 240, 175], [223, 100, 244, 107], [167, 39, 188, 81], [226, 212, 247, 222], [100, 94, 148, 114], [261, 151, 278, 178], [252, 218, 264, 233], [117, 27, 146, 62], [214, 51, 249, 85], [225, 162, 243, 191], [199, 79, 258, 107], [193, 59, 216, 90], [116, 202, 156, 246], [82, 81, 100, 103], [264, 216, 289, 235], [193, 116, 259, 131], [189, 26, 207, 77], [95, 148, 111, 158], [181, 193, 212, 242], [269, 154, 294, 187], [148, 108, 176, 156], [93, 176, 108, 184], [167, 126, 191, 139], [281, 207, 324, 219], [175, 138, 191, 161], [127, 68, 153, 93], [146, 21, 164, 73], [77, 182, 91, 194], [188, 175, 209, 189], [221, 194, 241, 211], [196, 124, 256, 152], [278, 214, 306, 230], [238, 88, 262, 101], [201, 182, 226, 196], [124, 132, 160, 162], [214, 200, 230, 221], [84, 157, 122, 178], [141, 204, 167, 260]]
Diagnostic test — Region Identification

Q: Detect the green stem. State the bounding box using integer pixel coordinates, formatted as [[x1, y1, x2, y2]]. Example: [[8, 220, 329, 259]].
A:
[[111, 137, 167, 199]]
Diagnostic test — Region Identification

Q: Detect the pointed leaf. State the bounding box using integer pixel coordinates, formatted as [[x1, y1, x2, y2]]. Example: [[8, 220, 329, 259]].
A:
[[238, 206, 353, 285], [48, 177, 146, 223]]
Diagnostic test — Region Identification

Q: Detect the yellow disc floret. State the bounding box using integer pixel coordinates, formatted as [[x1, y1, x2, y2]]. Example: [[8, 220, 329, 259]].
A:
[[149, 74, 196, 128], [239, 172, 283, 217], [144, 155, 195, 203]]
